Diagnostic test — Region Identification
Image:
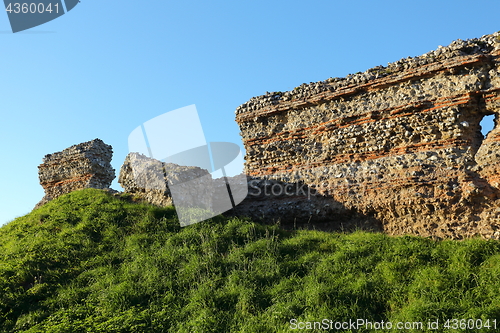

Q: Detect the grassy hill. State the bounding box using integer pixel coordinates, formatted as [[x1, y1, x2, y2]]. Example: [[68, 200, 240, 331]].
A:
[[1, 189, 500, 332]]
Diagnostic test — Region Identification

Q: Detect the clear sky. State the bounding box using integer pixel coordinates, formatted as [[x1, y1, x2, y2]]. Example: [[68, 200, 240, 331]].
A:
[[1, 0, 499, 226]]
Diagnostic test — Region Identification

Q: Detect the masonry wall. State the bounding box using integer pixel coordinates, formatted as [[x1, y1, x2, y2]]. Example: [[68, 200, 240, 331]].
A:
[[35, 138, 115, 209], [235, 32, 500, 239]]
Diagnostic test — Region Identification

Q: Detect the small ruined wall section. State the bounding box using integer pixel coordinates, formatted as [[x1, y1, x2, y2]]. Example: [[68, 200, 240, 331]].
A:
[[118, 152, 213, 209], [35, 139, 115, 209], [236, 32, 500, 239]]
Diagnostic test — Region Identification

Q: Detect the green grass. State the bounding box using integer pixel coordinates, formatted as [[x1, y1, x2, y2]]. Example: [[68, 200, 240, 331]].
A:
[[1, 189, 500, 332]]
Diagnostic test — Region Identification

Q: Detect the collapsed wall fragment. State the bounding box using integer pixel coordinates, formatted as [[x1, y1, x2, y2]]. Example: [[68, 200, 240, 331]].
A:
[[118, 152, 213, 209], [35, 138, 115, 209]]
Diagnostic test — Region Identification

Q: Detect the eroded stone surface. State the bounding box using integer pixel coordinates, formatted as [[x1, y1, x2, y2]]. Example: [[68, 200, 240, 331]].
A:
[[118, 152, 213, 209], [35, 138, 115, 209], [235, 32, 500, 239]]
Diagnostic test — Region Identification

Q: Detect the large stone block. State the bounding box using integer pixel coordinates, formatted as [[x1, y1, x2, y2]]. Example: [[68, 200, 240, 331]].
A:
[[118, 152, 213, 210]]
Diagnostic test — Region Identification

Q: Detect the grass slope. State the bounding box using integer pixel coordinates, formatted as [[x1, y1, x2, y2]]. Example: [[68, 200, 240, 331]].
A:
[[1, 189, 500, 332]]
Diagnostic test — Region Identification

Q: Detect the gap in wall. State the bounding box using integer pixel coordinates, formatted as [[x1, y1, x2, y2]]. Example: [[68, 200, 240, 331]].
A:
[[480, 114, 495, 137]]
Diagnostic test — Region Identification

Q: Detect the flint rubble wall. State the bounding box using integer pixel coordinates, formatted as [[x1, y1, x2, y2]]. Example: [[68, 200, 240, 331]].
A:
[[35, 138, 115, 209], [235, 32, 500, 239]]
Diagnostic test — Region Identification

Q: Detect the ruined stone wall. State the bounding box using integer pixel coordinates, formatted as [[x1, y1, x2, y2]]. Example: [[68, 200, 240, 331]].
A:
[[35, 138, 115, 209], [235, 32, 500, 239]]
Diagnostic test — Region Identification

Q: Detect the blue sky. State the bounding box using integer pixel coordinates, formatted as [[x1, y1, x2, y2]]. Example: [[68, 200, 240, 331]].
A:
[[1, 0, 499, 225]]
